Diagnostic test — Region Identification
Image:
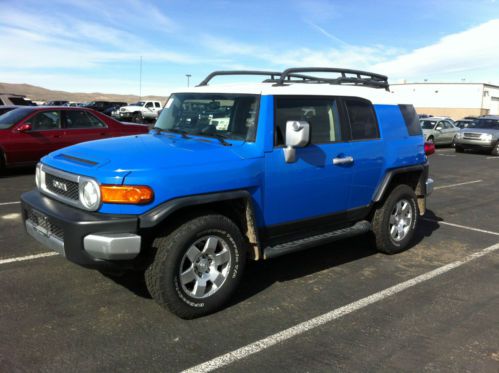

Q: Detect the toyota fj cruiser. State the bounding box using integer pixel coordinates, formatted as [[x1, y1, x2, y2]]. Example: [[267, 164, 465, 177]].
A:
[[21, 68, 433, 318]]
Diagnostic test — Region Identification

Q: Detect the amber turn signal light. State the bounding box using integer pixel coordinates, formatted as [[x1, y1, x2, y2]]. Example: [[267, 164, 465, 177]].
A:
[[100, 185, 153, 204]]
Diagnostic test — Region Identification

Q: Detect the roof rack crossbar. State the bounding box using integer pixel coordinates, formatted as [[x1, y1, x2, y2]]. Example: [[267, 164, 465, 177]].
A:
[[274, 67, 389, 90], [197, 70, 283, 86]]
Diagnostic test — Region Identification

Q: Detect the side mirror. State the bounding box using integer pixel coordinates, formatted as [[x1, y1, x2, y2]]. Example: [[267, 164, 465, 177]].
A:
[[17, 123, 32, 132], [283, 120, 310, 163]]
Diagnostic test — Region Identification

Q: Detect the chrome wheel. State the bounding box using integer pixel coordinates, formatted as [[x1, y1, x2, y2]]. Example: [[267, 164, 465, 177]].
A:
[[389, 199, 413, 242], [179, 235, 232, 299]]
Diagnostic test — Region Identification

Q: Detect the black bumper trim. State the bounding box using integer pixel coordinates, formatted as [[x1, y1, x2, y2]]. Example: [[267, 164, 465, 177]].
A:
[[21, 190, 139, 270]]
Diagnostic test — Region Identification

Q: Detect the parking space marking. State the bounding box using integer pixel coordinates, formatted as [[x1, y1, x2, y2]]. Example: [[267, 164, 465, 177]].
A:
[[434, 180, 482, 190], [0, 252, 58, 265], [1, 213, 21, 220], [0, 201, 20, 206], [486, 156, 499, 160], [422, 218, 499, 236], [438, 154, 456, 157], [183, 242, 499, 373]]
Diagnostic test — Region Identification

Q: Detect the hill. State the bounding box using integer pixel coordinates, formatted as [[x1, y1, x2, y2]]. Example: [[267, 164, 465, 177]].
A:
[[0, 82, 168, 104]]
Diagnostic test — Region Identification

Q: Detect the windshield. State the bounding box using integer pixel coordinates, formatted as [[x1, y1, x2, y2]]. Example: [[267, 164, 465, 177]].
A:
[[420, 120, 437, 130], [0, 108, 32, 129], [472, 118, 499, 130], [130, 101, 145, 106], [154, 93, 258, 142]]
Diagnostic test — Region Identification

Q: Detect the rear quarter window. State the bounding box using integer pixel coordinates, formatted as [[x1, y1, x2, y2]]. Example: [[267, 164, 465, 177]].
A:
[[344, 98, 379, 140], [399, 104, 422, 136]]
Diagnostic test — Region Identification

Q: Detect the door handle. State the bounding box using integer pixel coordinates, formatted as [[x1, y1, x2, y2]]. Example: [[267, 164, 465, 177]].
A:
[[333, 156, 354, 165]]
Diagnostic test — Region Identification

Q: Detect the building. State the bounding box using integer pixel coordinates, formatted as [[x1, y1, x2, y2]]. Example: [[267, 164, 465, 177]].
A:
[[390, 83, 499, 119]]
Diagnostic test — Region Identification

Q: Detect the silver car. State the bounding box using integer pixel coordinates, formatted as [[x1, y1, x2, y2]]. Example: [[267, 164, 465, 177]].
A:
[[455, 116, 499, 155], [420, 117, 460, 145]]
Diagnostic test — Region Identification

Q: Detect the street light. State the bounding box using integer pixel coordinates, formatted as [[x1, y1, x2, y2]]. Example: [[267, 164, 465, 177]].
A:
[[186, 74, 192, 87]]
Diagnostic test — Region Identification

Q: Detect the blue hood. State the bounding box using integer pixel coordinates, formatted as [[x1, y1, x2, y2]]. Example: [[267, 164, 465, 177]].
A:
[[43, 133, 250, 181]]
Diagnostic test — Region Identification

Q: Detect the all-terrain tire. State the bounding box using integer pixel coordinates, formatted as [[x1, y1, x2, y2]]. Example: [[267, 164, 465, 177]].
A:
[[371, 185, 418, 254], [145, 214, 246, 319]]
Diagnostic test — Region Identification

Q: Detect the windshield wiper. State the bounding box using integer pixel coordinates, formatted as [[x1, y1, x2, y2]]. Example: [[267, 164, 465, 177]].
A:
[[155, 127, 191, 138], [197, 132, 232, 146]]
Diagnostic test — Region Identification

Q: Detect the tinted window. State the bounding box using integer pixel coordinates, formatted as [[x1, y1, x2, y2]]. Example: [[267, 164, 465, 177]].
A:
[[9, 97, 30, 105], [65, 110, 105, 129], [0, 108, 33, 129], [27, 111, 61, 130], [145, 102, 154, 108], [155, 94, 258, 142], [275, 97, 343, 145], [155, 102, 161, 108], [344, 99, 379, 140], [399, 104, 422, 136], [474, 118, 499, 129], [421, 120, 437, 129]]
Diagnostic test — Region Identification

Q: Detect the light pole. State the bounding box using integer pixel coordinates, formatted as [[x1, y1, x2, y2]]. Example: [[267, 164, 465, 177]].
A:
[[139, 56, 143, 100], [186, 74, 192, 87]]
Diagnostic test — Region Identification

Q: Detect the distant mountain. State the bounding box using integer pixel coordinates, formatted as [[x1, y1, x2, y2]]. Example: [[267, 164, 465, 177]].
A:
[[0, 82, 168, 104]]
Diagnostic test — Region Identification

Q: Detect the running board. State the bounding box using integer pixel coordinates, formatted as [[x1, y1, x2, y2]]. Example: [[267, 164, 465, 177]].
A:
[[263, 220, 371, 259]]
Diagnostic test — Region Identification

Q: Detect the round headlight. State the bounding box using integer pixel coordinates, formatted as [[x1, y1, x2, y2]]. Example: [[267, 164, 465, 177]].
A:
[[79, 179, 101, 210], [35, 164, 42, 189]]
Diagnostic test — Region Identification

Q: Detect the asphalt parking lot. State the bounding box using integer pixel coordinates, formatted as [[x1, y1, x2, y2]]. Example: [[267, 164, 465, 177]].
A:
[[1, 148, 499, 372]]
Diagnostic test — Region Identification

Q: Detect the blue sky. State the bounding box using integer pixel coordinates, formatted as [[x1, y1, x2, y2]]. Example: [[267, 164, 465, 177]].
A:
[[1, 0, 499, 95]]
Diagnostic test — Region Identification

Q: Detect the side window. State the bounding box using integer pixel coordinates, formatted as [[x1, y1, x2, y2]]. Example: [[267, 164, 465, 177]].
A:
[[435, 121, 443, 130], [444, 121, 454, 129], [399, 104, 422, 136], [155, 102, 161, 108], [145, 102, 154, 108], [27, 111, 61, 130], [275, 97, 343, 146], [65, 110, 105, 129], [344, 98, 379, 140]]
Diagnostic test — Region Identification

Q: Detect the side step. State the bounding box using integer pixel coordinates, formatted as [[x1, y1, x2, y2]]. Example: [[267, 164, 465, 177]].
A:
[[263, 220, 371, 260]]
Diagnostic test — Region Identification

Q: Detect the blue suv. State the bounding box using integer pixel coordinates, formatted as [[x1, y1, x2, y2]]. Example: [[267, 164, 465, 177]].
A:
[[21, 68, 433, 318]]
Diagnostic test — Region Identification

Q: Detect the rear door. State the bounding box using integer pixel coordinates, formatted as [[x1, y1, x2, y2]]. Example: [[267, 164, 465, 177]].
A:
[[62, 109, 109, 145], [264, 96, 353, 232], [342, 98, 385, 208]]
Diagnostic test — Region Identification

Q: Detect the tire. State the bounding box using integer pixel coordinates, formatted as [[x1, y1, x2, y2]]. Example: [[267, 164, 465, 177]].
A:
[[145, 214, 247, 319], [455, 145, 464, 153], [133, 112, 143, 123], [451, 135, 457, 147], [491, 142, 499, 156], [371, 185, 418, 254]]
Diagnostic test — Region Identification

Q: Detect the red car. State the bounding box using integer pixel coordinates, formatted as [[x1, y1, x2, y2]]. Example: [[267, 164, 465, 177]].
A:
[[0, 106, 149, 169]]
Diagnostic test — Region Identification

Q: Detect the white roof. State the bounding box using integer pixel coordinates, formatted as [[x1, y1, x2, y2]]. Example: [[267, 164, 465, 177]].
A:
[[173, 82, 402, 105]]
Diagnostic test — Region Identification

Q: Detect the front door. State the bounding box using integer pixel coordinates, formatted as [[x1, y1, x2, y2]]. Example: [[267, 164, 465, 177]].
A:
[[264, 96, 353, 231]]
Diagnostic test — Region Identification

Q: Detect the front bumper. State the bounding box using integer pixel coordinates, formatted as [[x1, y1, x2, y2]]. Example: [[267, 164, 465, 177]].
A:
[[21, 190, 141, 270], [455, 138, 495, 149]]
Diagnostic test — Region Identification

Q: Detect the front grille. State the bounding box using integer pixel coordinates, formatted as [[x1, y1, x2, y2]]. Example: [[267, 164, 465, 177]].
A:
[[45, 173, 79, 201], [463, 133, 482, 139], [26, 207, 64, 240]]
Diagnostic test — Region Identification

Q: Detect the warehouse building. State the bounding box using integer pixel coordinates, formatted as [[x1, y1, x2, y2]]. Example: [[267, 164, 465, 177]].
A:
[[390, 83, 499, 119]]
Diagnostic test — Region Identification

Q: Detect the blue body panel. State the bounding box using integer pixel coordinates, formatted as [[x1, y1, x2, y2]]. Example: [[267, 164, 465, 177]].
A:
[[41, 98, 425, 230]]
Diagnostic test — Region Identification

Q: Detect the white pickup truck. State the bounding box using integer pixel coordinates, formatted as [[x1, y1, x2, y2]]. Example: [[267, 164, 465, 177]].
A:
[[115, 100, 163, 123]]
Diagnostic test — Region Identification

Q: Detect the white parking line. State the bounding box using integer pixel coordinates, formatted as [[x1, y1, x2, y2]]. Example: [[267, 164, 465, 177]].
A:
[[183, 242, 499, 373], [0, 201, 20, 206], [438, 154, 456, 157], [422, 218, 499, 236], [0, 252, 58, 265], [486, 156, 499, 160], [1, 213, 21, 220], [434, 180, 482, 190]]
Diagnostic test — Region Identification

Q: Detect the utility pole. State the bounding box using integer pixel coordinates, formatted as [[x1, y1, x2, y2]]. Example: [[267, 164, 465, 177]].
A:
[[139, 56, 143, 100], [186, 74, 192, 87]]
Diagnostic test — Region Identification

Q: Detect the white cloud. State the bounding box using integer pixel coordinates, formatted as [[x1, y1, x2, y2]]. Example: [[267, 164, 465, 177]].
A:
[[373, 19, 499, 81]]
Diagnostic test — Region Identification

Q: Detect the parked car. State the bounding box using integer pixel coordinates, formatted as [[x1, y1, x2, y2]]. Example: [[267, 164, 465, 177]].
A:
[[420, 117, 460, 145], [117, 100, 162, 123], [0, 94, 36, 106], [0, 107, 148, 169], [20, 67, 433, 318], [0, 106, 19, 116], [45, 100, 69, 106], [455, 115, 499, 155], [455, 119, 478, 129], [86, 101, 127, 113]]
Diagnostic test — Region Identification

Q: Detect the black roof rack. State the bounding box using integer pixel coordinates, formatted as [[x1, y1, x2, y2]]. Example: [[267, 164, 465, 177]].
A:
[[197, 67, 389, 90], [197, 71, 282, 86], [274, 67, 389, 90]]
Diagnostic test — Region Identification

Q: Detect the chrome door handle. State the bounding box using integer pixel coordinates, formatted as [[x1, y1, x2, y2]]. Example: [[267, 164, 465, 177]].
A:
[[333, 156, 354, 165]]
